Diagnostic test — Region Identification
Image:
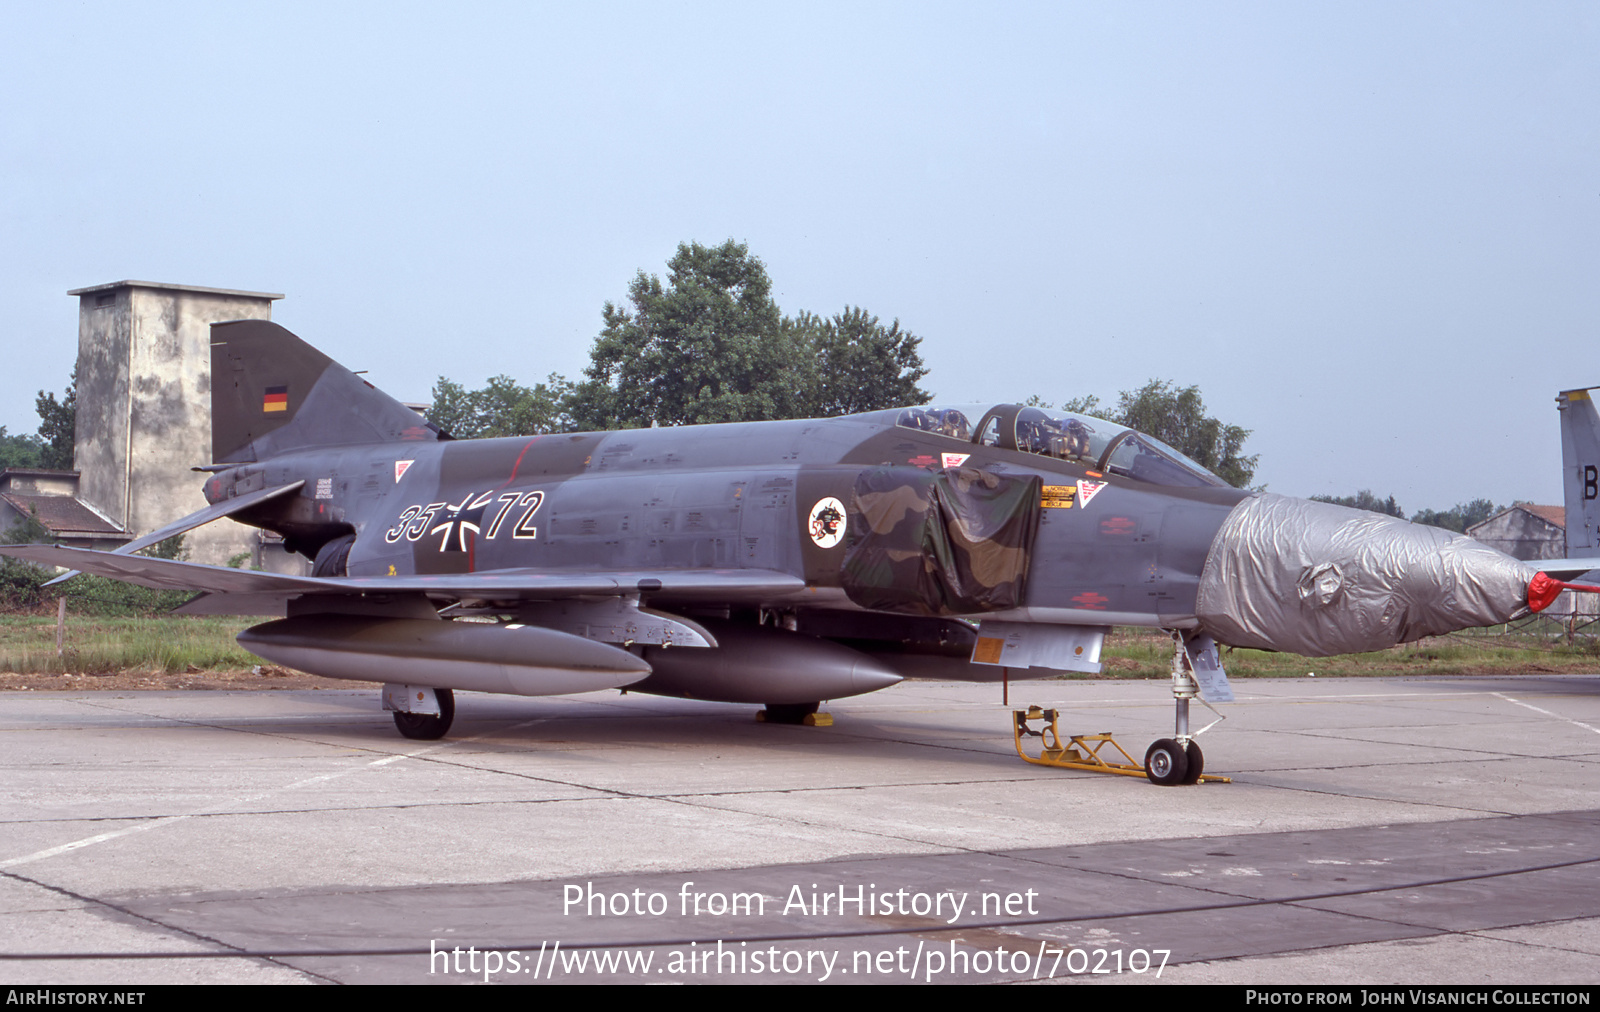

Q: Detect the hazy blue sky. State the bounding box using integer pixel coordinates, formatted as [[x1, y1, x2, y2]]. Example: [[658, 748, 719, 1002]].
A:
[[2, 2, 1595, 509]]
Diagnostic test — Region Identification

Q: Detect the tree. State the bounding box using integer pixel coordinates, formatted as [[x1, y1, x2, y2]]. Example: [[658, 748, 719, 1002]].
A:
[[786, 307, 930, 416], [0, 427, 43, 471], [2, 503, 53, 546], [1110, 380, 1257, 487], [1305, 493, 1503, 533], [35, 366, 76, 470], [570, 240, 801, 430], [1411, 499, 1501, 534], [1310, 490, 1405, 518], [433, 241, 932, 433], [569, 240, 932, 429], [429, 374, 574, 438]]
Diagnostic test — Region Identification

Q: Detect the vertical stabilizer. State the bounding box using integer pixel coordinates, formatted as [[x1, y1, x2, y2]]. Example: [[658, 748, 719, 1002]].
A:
[[1557, 388, 1600, 555], [210, 320, 441, 463]]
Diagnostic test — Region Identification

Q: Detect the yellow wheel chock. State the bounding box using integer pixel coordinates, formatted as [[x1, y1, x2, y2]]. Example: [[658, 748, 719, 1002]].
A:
[[1012, 706, 1230, 783]]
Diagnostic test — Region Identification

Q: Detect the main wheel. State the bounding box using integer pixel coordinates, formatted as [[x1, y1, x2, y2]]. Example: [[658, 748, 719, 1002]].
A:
[[393, 688, 455, 740], [1144, 738, 1189, 786], [1180, 740, 1204, 785], [760, 702, 819, 725]]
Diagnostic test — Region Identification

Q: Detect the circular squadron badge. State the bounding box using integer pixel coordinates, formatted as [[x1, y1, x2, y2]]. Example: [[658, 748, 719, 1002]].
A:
[[808, 497, 848, 549]]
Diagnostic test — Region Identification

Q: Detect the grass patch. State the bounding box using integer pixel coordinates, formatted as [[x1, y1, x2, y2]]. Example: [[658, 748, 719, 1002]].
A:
[[1097, 626, 1600, 679], [0, 613, 257, 675], [5, 609, 1600, 682]]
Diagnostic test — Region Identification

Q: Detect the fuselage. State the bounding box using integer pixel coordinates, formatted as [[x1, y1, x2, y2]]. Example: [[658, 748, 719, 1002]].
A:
[[202, 400, 1536, 661], [203, 407, 1249, 630]]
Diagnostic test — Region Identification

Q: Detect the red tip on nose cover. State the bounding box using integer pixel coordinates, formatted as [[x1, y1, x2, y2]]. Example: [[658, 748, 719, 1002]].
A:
[[1527, 571, 1600, 613]]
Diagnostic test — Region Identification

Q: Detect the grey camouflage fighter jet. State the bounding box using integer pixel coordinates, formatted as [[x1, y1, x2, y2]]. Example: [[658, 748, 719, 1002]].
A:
[[2, 321, 1572, 784]]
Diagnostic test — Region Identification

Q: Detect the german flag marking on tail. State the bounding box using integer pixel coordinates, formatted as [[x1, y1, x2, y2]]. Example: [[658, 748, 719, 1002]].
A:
[[262, 386, 288, 413]]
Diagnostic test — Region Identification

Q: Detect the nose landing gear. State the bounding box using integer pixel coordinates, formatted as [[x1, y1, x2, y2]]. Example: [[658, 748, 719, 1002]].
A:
[[1012, 707, 1229, 784], [1148, 630, 1227, 785], [1011, 630, 1230, 785]]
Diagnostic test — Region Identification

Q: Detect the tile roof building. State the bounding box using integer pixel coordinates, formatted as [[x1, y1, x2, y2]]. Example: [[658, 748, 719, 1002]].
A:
[[0, 468, 127, 549]]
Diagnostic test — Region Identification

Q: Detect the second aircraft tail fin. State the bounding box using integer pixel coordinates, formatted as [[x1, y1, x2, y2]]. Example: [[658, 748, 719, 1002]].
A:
[[1557, 388, 1600, 555]]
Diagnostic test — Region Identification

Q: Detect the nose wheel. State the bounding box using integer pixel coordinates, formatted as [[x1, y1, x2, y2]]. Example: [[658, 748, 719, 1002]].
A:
[[1144, 737, 1205, 786]]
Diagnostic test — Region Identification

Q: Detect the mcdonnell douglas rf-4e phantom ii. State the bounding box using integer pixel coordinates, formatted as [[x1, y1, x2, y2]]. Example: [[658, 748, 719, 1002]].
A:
[[4, 321, 1580, 784]]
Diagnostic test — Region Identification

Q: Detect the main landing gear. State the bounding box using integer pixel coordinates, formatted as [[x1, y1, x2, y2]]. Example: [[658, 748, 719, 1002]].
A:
[[757, 702, 833, 726], [389, 686, 456, 740]]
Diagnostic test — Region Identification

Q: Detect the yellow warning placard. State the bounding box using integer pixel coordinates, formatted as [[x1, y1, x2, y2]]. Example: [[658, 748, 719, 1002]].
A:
[[1040, 485, 1076, 509], [973, 637, 1005, 664]]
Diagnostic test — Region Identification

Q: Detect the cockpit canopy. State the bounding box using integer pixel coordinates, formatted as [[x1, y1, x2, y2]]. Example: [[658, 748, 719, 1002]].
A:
[[894, 404, 1230, 488]]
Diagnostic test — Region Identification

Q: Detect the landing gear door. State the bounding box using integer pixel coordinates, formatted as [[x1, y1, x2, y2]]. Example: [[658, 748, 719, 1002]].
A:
[[1184, 632, 1234, 703]]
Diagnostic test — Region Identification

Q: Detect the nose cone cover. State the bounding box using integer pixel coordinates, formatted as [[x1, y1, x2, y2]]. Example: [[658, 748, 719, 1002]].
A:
[[1196, 493, 1532, 656]]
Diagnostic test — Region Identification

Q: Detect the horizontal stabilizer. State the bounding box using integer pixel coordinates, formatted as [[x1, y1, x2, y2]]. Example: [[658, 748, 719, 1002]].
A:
[[12, 544, 324, 594], [1536, 558, 1600, 581], [43, 481, 305, 587]]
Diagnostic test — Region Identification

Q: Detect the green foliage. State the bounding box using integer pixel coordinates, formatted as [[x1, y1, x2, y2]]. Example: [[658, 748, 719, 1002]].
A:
[[1303, 491, 1504, 533], [35, 366, 76, 470], [0, 525, 193, 615], [0, 505, 49, 608], [138, 535, 187, 561], [61, 577, 195, 617], [0, 427, 43, 470], [431, 241, 932, 433], [0, 561, 47, 609], [1058, 394, 1102, 416], [1109, 380, 1257, 488], [2, 505, 54, 546], [429, 373, 575, 438], [570, 240, 801, 429], [569, 241, 932, 429], [785, 307, 930, 416], [0, 614, 258, 675], [1310, 490, 1406, 518], [1023, 394, 1105, 415], [1410, 499, 1502, 534]]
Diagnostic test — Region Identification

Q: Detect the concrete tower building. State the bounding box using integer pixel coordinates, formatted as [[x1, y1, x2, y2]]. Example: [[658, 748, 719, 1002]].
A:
[[68, 280, 287, 568]]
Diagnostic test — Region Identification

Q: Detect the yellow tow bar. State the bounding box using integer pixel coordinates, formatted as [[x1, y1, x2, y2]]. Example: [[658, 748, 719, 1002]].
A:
[[1012, 706, 1230, 783]]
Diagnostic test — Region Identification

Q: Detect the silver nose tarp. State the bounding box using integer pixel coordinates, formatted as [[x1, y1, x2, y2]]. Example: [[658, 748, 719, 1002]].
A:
[[1195, 493, 1532, 657]]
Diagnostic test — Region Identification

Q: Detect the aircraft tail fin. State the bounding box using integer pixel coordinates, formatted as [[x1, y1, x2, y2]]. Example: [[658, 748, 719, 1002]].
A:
[[210, 320, 443, 463], [1557, 387, 1600, 555]]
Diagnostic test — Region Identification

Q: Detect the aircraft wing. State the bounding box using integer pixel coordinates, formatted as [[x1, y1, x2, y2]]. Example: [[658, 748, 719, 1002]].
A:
[[0, 543, 805, 603]]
